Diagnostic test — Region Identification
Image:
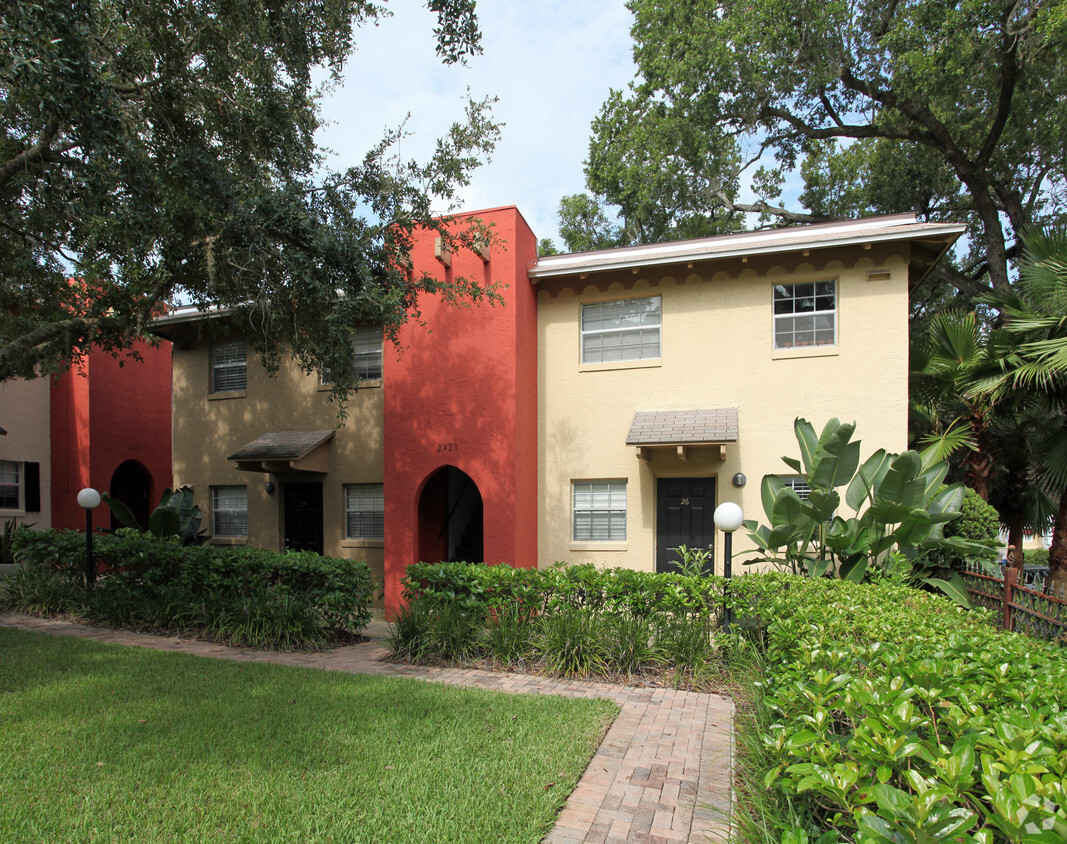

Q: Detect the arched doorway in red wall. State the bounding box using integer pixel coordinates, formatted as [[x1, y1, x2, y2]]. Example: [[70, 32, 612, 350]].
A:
[[417, 466, 484, 564], [109, 459, 153, 530]]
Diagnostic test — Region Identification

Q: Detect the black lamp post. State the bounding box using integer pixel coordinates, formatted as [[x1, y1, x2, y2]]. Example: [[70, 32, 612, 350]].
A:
[[713, 501, 744, 634], [77, 487, 101, 589]]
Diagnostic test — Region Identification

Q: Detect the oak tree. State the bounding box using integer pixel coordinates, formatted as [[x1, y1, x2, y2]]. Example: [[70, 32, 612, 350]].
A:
[[571, 0, 1067, 303], [1, 0, 500, 401]]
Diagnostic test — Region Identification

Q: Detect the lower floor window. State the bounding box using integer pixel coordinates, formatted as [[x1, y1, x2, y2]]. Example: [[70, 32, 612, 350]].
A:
[[0, 460, 39, 512], [573, 480, 627, 541], [345, 483, 384, 539], [781, 476, 812, 500], [212, 486, 248, 537], [0, 461, 19, 509]]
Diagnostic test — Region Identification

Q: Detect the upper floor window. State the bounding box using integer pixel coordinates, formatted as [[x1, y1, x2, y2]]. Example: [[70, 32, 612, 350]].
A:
[[773, 281, 836, 350], [572, 480, 627, 542], [212, 339, 247, 392], [345, 483, 384, 540], [322, 327, 383, 385], [350, 327, 383, 381], [0, 461, 19, 509], [212, 486, 248, 537], [581, 297, 661, 363]]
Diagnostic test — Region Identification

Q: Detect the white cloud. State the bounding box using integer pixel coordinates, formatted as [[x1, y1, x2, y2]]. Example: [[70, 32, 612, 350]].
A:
[[316, 1, 636, 245]]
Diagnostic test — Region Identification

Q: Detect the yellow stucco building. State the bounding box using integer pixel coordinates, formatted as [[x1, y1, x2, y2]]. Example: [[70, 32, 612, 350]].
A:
[[156, 209, 964, 609]]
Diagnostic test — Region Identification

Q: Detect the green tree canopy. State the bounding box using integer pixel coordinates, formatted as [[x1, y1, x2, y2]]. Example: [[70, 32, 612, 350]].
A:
[[568, 0, 1067, 300], [1, 0, 500, 401]]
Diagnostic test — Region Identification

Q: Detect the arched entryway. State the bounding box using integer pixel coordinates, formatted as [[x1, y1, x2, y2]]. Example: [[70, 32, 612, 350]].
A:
[[417, 466, 484, 563], [109, 459, 153, 530]]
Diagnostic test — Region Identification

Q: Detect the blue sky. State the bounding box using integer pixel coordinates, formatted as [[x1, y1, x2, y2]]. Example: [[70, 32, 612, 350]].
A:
[[315, 1, 637, 248]]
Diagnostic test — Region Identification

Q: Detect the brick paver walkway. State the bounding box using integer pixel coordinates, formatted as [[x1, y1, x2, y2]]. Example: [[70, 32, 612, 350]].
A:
[[0, 612, 734, 843]]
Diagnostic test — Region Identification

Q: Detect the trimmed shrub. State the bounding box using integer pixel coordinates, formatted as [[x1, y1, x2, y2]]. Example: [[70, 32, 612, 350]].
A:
[[403, 561, 724, 621], [733, 574, 1067, 841], [5, 529, 373, 649]]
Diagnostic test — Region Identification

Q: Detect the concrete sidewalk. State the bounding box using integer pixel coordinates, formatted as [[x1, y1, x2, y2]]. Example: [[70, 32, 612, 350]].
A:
[[0, 612, 734, 843]]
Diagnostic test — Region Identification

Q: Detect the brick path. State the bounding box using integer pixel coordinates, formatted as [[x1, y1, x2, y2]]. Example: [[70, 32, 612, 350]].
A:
[[0, 612, 734, 843]]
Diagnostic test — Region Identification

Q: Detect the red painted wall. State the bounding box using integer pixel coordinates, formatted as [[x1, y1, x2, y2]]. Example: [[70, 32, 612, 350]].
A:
[[383, 206, 539, 615], [50, 341, 173, 529]]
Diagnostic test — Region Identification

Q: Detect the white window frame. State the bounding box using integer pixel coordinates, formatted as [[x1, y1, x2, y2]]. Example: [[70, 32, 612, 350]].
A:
[[345, 483, 384, 540], [581, 297, 661, 364], [212, 339, 247, 392], [0, 460, 20, 509], [324, 327, 383, 385], [773, 281, 837, 350], [572, 480, 627, 542], [780, 476, 812, 500], [212, 486, 248, 537]]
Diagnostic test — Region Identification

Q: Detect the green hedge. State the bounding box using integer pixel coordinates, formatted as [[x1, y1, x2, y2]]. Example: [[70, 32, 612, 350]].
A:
[[395, 562, 729, 680], [6, 529, 373, 649], [736, 574, 1067, 841], [404, 561, 725, 619]]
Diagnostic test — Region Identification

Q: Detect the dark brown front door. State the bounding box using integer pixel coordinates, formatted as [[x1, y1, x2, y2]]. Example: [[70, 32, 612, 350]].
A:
[[656, 477, 715, 574], [284, 482, 323, 554]]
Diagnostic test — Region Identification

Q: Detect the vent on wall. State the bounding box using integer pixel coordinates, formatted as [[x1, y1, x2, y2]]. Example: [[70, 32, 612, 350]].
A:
[[866, 269, 893, 283]]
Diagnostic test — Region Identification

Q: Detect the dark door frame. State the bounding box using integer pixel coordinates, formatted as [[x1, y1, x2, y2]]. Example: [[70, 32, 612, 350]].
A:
[[655, 476, 717, 574], [283, 481, 324, 554]]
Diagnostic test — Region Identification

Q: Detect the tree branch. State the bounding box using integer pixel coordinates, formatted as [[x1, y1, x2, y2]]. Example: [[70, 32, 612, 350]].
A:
[[760, 104, 933, 146], [976, 6, 1020, 167], [0, 118, 71, 188], [711, 191, 842, 225]]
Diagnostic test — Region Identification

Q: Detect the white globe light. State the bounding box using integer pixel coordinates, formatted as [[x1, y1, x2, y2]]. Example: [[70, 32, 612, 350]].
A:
[[713, 501, 744, 532], [77, 488, 102, 509]]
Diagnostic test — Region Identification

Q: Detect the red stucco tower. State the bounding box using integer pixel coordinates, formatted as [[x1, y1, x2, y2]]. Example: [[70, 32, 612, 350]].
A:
[[382, 206, 539, 615], [50, 341, 173, 530]]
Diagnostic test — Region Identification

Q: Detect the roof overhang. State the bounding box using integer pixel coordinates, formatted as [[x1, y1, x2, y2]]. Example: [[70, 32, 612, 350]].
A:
[[626, 408, 738, 462], [529, 213, 966, 283], [226, 430, 335, 473]]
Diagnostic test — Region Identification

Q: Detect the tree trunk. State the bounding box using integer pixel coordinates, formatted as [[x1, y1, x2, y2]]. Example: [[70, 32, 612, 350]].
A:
[[1006, 519, 1025, 567], [1048, 490, 1067, 593]]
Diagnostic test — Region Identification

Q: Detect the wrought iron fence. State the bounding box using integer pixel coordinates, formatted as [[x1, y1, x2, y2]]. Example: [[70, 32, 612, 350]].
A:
[[962, 563, 1067, 642]]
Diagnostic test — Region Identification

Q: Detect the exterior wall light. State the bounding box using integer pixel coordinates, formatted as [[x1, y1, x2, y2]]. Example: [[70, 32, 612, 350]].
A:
[[732, 472, 747, 487], [264, 481, 276, 495]]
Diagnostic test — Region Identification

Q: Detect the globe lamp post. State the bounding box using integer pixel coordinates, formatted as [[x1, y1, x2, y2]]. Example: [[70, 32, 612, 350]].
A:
[[77, 488, 102, 589], [713, 501, 744, 634]]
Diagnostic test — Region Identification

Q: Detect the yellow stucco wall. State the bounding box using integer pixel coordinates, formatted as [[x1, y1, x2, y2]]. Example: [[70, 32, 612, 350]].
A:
[[0, 377, 51, 528], [536, 245, 912, 572], [170, 331, 385, 587]]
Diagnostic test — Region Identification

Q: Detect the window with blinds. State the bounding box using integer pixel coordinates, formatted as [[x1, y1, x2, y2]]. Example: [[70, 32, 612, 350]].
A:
[[572, 480, 627, 542], [581, 297, 661, 363], [345, 483, 384, 540], [321, 327, 383, 385], [212, 486, 247, 537], [212, 339, 247, 392], [0, 461, 19, 509]]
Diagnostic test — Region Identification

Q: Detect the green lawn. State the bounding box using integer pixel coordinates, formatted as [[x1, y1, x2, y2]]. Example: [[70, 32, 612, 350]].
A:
[[0, 628, 618, 843]]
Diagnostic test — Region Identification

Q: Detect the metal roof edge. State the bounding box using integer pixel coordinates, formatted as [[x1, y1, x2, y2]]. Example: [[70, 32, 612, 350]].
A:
[[529, 215, 967, 280]]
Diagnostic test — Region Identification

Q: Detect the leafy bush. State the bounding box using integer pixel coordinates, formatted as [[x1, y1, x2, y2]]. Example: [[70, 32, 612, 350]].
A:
[[733, 574, 1067, 841], [5, 529, 373, 649], [395, 561, 728, 681], [1025, 548, 1050, 567], [404, 561, 724, 621], [945, 487, 1002, 548], [743, 418, 994, 605]]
